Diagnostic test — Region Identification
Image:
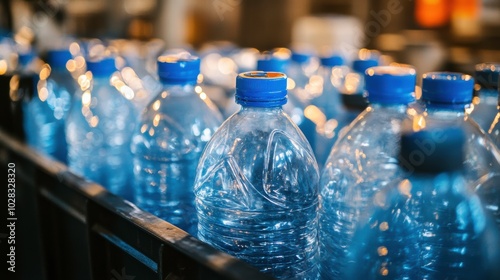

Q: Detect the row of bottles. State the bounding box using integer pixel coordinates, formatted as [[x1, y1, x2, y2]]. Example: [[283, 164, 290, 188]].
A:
[[319, 67, 500, 279], [195, 66, 500, 279], [2, 35, 500, 279]]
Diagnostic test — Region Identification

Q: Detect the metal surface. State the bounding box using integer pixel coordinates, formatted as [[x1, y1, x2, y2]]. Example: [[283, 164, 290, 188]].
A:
[[0, 130, 273, 280]]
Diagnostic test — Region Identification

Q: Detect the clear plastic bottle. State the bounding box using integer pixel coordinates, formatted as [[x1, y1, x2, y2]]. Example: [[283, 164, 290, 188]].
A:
[[319, 66, 417, 279], [417, 72, 500, 184], [345, 127, 500, 280], [311, 54, 349, 166], [131, 54, 222, 235], [66, 57, 137, 198], [472, 63, 500, 132], [195, 71, 319, 280], [24, 49, 74, 162]]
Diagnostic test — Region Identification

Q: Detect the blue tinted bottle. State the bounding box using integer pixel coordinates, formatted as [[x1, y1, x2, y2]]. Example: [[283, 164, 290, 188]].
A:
[[131, 54, 222, 235], [311, 54, 348, 166], [345, 127, 500, 279], [66, 57, 137, 198], [24, 49, 74, 162], [419, 72, 500, 184], [319, 66, 417, 279], [195, 71, 319, 279]]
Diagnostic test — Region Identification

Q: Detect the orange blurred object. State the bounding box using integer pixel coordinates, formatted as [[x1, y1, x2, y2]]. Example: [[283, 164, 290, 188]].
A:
[[450, 0, 481, 38], [451, 0, 479, 18], [415, 0, 450, 28]]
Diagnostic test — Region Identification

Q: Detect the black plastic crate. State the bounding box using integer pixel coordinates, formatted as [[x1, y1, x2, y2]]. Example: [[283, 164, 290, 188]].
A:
[[0, 130, 273, 280]]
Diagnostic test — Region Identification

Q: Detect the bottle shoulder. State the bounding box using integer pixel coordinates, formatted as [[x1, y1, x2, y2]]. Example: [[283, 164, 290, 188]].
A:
[[146, 90, 222, 120], [195, 109, 319, 210], [332, 108, 406, 150], [208, 109, 312, 151], [131, 91, 222, 160]]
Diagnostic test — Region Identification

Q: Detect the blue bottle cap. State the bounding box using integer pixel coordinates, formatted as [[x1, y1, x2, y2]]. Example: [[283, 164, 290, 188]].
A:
[[475, 63, 500, 89], [47, 49, 72, 70], [235, 71, 287, 107], [256, 56, 289, 73], [320, 55, 344, 67], [400, 127, 465, 173], [157, 54, 200, 83], [421, 72, 474, 105], [291, 52, 311, 64], [365, 66, 416, 105], [86, 57, 117, 77], [352, 58, 379, 74], [18, 52, 34, 67]]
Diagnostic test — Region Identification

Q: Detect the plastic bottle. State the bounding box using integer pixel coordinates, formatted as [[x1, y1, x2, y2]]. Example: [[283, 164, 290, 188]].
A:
[[310, 54, 349, 166], [131, 54, 222, 235], [345, 127, 500, 279], [24, 49, 74, 162], [319, 66, 417, 279], [418, 72, 500, 184], [480, 77, 500, 230], [472, 63, 500, 132], [66, 57, 137, 198], [195, 71, 319, 280]]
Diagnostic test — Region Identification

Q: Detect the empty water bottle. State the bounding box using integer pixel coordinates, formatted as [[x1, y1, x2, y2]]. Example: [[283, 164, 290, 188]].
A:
[[24, 49, 74, 162], [66, 57, 137, 198], [131, 54, 222, 235], [195, 71, 319, 279], [345, 127, 500, 279], [472, 63, 500, 131], [419, 72, 500, 184], [319, 66, 417, 279]]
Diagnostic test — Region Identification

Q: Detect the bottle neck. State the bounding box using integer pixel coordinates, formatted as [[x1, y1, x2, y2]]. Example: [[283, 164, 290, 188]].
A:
[[240, 105, 283, 113], [369, 103, 409, 113], [160, 81, 196, 96], [477, 88, 498, 97], [422, 100, 469, 114]]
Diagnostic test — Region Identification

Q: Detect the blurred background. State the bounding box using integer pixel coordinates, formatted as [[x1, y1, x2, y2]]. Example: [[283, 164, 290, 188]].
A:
[[1, 0, 500, 75]]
